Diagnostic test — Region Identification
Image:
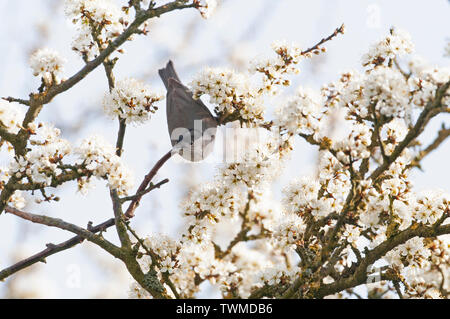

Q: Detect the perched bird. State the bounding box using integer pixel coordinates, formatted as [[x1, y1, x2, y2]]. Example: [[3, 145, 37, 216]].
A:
[[159, 60, 218, 162]]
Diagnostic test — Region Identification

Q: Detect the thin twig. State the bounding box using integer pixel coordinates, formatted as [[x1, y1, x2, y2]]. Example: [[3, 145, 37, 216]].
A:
[[301, 23, 345, 55], [0, 218, 114, 281], [409, 125, 450, 169], [1, 96, 30, 106], [120, 178, 169, 202], [4, 206, 122, 258], [124, 150, 173, 218]]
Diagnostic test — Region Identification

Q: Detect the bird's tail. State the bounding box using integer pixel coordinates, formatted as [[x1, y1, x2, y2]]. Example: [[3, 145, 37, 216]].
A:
[[158, 60, 181, 89]]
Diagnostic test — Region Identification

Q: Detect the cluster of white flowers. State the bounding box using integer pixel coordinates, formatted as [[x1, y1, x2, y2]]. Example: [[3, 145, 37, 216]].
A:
[[197, 0, 218, 19], [409, 64, 450, 108], [223, 242, 290, 297], [126, 28, 450, 299], [327, 29, 449, 132], [218, 136, 285, 189], [180, 134, 287, 241], [135, 238, 238, 298], [64, 0, 129, 60], [343, 224, 361, 244], [75, 135, 133, 195], [250, 40, 304, 94], [0, 167, 26, 209], [362, 28, 414, 67], [335, 67, 410, 120], [143, 234, 180, 274], [381, 118, 408, 155], [181, 182, 246, 225], [358, 193, 384, 230], [246, 189, 284, 231], [102, 78, 163, 125], [0, 100, 25, 135], [365, 66, 411, 118], [281, 169, 349, 225], [255, 266, 300, 287], [189, 67, 264, 123], [384, 237, 431, 270], [4, 127, 135, 198], [9, 123, 72, 186], [29, 48, 66, 85], [412, 190, 449, 225], [270, 213, 305, 248], [282, 176, 320, 216], [333, 122, 372, 162], [275, 87, 323, 136]]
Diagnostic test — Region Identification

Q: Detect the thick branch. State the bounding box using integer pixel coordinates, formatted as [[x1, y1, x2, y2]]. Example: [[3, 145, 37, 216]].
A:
[[0, 172, 169, 281], [0, 127, 18, 144], [17, 1, 197, 107], [313, 222, 450, 298], [0, 1, 195, 214], [0, 218, 114, 281], [369, 79, 450, 182], [409, 125, 450, 169], [4, 206, 123, 258]]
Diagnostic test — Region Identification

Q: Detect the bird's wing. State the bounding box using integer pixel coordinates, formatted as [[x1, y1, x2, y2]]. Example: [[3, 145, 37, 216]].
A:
[[166, 78, 217, 146]]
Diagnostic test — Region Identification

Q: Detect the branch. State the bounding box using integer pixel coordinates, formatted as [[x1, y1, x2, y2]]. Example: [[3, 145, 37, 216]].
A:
[[0, 172, 169, 281], [301, 23, 345, 56], [120, 178, 169, 202], [313, 222, 450, 298], [0, 1, 196, 214], [124, 222, 179, 298], [214, 192, 257, 259], [1, 96, 30, 106], [124, 150, 173, 218], [4, 206, 122, 258], [409, 125, 450, 169], [4, 205, 170, 298], [0, 218, 114, 281], [369, 79, 450, 182], [99, 41, 134, 252], [13, 1, 197, 107], [0, 126, 18, 144], [12, 168, 86, 191]]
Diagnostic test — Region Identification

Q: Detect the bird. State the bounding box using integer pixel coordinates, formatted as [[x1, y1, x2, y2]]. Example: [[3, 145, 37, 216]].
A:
[[158, 60, 218, 162]]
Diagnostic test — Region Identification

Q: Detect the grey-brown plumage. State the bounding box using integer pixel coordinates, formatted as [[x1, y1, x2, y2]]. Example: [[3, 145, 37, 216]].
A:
[[158, 60, 218, 161]]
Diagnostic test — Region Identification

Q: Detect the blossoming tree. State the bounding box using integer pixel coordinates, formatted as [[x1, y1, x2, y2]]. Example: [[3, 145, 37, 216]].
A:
[[0, 0, 449, 299]]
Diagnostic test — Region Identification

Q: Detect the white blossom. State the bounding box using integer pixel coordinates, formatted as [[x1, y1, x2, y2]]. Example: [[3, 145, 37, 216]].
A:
[[9, 123, 72, 186], [190, 67, 264, 122], [75, 135, 134, 195], [362, 28, 414, 67], [102, 78, 163, 125], [29, 48, 66, 85], [197, 0, 218, 19], [412, 190, 448, 225], [0, 100, 25, 134], [275, 87, 323, 135], [65, 0, 128, 60]]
